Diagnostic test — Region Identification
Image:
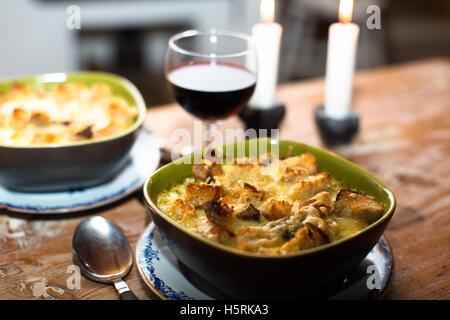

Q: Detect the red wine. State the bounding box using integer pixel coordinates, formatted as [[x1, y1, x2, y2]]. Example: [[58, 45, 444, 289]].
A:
[[168, 62, 256, 120]]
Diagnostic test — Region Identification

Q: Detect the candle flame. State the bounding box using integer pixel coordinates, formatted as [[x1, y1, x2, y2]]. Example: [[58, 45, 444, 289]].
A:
[[260, 0, 275, 24], [339, 0, 353, 23]]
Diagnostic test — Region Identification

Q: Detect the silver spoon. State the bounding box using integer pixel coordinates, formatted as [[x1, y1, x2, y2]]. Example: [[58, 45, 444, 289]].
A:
[[72, 216, 138, 300]]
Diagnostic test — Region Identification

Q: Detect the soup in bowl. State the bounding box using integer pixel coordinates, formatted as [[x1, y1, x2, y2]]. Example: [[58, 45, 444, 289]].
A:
[[0, 72, 146, 192], [143, 139, 395, 299]]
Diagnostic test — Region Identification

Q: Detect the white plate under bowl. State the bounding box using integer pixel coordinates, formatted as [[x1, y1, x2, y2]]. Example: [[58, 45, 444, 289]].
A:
[[0, 130, 160, 214], [136, 222, 393, 300]]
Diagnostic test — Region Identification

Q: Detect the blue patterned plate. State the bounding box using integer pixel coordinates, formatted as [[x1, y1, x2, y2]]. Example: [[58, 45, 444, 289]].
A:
[[136, 223, 393, 300], [136, 222, 210, 300], [0, 130, 160, 214]]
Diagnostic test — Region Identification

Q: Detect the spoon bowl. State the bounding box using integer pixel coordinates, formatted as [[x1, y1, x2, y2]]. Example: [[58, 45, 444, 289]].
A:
[[72, 216, 138, 299]]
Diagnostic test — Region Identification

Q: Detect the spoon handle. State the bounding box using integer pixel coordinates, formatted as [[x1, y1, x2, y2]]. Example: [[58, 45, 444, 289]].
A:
[[114, 279, 138, 300], [119, 290, 139, 300]]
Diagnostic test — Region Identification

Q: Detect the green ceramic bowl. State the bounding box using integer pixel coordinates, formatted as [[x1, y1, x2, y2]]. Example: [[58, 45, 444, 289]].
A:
[[0, 72, 146, 192], [143, 139, 396, 299]]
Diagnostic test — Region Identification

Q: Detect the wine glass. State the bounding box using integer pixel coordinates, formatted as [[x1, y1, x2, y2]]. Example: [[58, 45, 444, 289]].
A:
[[165, 29, 257, 155]]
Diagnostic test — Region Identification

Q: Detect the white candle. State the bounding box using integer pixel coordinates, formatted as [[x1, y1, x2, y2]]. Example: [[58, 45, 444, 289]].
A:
[[249, 0, 283, 109], [324, 0, 360, 119]]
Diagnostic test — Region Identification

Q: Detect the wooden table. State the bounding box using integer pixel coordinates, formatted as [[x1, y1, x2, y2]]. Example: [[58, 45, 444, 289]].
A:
[[0, 58, 448, 300]]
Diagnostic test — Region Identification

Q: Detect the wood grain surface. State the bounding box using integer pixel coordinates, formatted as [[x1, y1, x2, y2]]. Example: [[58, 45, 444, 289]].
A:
[[0, 58, 448, 300]]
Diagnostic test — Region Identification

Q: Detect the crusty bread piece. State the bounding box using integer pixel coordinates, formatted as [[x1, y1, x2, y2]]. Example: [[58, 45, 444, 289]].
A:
[[204, 200, 235, 235], [195, 216, 230, 244], [260, 198, 293, 221], [236, 225, 285, 253], [334, 190, 384, 224], [192, 159, 223, 181], [288, 172, 332, 201], [241, 183, 265, 202], [280, 153, 318, 175], [291, 191, 333, 217], [30, 111, 51, 126], [192, 159, 213, 180], [167, 199, 196, 222], [280, 222, 329, 253], [224, 182, 265, 204], [185, 183, 222, 207], [12, 108, 28, 124], [279, 166, 309, 183], [233, 203, 261, 222], [236, 192, 333, 253]]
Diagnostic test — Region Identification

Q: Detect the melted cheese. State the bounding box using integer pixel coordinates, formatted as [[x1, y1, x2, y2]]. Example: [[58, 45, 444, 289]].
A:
[[156, 155, 382, 255], [0, 82, 138, 146]]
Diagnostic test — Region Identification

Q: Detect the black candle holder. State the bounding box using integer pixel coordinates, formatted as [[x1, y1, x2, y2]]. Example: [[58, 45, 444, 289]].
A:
[[314, 105, 359, 147], [238, 101, 286, 137]]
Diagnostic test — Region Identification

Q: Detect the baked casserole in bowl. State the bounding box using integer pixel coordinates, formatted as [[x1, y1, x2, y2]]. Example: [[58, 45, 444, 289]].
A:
[[143, 139, 396, 299], [0, 72, 146, 192]]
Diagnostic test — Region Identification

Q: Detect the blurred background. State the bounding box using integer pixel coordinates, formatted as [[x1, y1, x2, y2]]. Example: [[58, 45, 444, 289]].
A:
[[0, 0, 449, 107]]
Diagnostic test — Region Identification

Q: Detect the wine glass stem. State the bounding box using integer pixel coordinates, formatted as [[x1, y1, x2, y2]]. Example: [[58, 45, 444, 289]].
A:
[[203, 120, 217, 151]]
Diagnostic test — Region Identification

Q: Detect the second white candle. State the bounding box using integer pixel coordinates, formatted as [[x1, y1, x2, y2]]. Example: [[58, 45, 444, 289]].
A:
[[249, 23, 282, 109], [324, 22, 359, 119]]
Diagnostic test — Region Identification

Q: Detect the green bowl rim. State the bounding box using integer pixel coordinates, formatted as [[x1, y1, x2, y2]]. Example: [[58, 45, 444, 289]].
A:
[[143, 138, 396, 259], [0, 71, 146, 149]]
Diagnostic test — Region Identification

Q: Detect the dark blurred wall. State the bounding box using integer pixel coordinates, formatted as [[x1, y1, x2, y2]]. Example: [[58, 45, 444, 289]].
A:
[[278, 0, 450, 82]]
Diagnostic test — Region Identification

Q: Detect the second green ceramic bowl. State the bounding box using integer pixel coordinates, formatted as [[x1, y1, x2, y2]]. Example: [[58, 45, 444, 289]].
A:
[[143, 139, 396, 299], [0, 72, 146, 192]]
